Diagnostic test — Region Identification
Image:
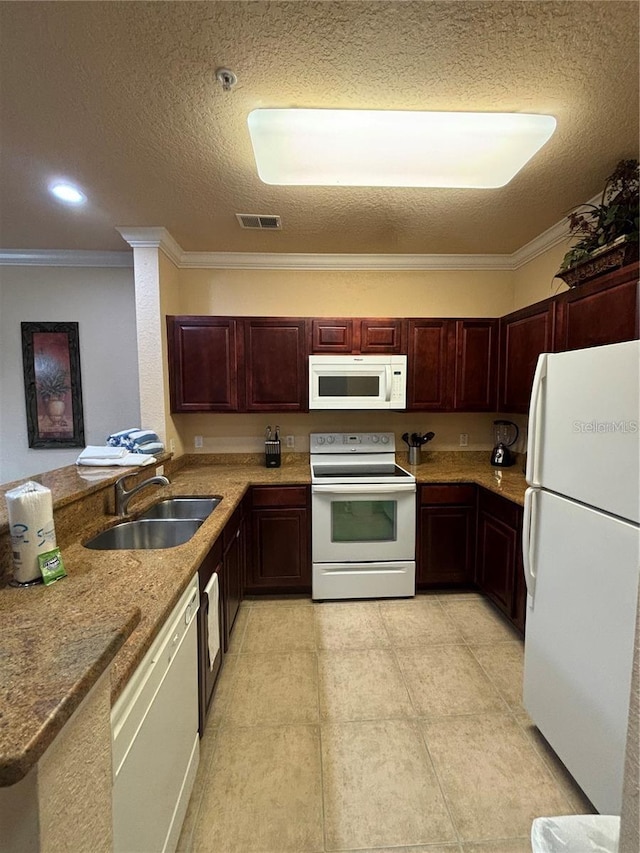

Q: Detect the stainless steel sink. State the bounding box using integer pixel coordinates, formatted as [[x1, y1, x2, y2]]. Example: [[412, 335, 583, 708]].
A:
[[84, 518, 204, 550], [139, 496, 221, 521]]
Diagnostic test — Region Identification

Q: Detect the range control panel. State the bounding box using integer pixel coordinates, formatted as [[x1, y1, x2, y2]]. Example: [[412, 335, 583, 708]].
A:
[[310, 432, 395, 453]]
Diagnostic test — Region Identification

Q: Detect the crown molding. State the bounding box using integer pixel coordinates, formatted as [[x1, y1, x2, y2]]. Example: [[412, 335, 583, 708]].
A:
[[511, 193, 599, 269], [0, 249, 133, 267], [179, 251, 515, 270], [116, 227, 183, 267], [4, 198, 593, 271]]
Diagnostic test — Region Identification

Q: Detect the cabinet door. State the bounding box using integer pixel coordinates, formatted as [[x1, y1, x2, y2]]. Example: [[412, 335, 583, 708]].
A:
[[406, 320, 451, 410], [477, 511, 516, 617], [247, 508, 311, 592], [418, 505, 476, 586], [197, 538, 223, 734], [499, 302, 555, 413], [167, 316, 239, 412], [358, 318, 405, 353], [453, 319, 498, 411], [244, 319, 308, 411], [311, 319, 354, 352], [554, 262, 639, 352], [222, 512, 244, 651], [248, 487, 310, 593]]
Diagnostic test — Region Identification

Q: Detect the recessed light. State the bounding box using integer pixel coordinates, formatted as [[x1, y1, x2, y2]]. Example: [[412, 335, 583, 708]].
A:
[[49, 182, 86, 205], [247, 109, 557, 188]]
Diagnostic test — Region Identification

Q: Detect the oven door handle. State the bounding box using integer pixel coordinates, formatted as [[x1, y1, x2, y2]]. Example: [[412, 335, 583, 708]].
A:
[[312, 483, 416, 495]]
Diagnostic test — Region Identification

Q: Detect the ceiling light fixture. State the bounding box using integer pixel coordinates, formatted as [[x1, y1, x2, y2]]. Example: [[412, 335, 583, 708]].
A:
[[49, 181, 86, 205], [247, 109, 557, 188]]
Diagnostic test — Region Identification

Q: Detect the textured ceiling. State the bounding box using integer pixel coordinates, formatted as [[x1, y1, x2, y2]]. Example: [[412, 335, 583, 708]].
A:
[[0, 1, 638, 255]]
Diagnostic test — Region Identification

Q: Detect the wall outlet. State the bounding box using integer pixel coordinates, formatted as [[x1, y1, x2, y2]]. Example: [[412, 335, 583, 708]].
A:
[[285, 434, 295, 449], [194, 435, 203, 449], [169, 438, 176, 453], [459, 433, 469, 447]]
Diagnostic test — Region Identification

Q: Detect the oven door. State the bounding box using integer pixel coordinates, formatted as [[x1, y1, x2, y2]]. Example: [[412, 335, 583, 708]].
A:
[[312, 482, 416, 563]]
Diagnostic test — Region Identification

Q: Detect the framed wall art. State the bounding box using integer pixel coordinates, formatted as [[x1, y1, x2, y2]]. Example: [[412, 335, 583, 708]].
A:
[[21, 321, 85, 448]]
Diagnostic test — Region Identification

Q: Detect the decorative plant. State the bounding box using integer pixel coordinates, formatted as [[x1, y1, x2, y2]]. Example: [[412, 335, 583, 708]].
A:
[[35, 356, 70, 401], [560, 158, 639, 271]]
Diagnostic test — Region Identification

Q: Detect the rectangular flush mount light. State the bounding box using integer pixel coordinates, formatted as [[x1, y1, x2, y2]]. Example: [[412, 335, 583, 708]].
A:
[[247, 109, 556, 188]]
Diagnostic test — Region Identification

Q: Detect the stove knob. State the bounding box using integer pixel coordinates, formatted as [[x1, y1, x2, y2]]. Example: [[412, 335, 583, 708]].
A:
[[371, 435, 379, 444], [327, 435, 335, 444], [316, 436, 325, 445], [381, 435, 390, 444]]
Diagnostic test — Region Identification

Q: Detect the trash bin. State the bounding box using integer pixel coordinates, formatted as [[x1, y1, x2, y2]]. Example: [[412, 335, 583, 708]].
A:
[[531, 815, 620, 852]]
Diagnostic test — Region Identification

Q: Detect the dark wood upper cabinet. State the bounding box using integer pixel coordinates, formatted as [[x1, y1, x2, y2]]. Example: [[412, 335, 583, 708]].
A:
[[554, 261, 639, 352], [244, 318, 308, 411], [167, 316, 240, 412], [311, 319, 354, 352], [358, 318, 405, 353], [310, 318, 404, 353], [406, 319, 451, 410], [499, 300, 556, 414], [452, 319, 498, 411]]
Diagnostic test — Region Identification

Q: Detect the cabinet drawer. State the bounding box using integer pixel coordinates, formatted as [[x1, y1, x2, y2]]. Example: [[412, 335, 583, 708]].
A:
[[420, 484, 476, 505], [251, 485, 308, 508], [478, 487, 522, 528]]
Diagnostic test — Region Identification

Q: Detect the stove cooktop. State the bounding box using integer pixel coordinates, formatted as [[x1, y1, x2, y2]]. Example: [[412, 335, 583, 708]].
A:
[[310, 432, 415, 485]]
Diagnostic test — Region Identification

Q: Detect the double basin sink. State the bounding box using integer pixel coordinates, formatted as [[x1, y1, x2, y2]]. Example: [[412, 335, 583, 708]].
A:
[[85, 497, 221, 550]]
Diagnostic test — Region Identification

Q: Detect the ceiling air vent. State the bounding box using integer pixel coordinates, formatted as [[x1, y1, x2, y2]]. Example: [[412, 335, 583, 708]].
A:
[[236, 213, 282, 230]]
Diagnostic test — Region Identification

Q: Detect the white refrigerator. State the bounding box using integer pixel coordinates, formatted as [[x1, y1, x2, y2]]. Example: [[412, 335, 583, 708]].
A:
[[523, 339, 640, 816]]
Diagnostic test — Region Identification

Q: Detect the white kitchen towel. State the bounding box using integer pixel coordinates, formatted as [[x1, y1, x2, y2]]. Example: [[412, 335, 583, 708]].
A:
[[204, 573, 220, 670], [4, 481, 57, 584], [77, 446, 128, 461], [76, 453, 156, 467]]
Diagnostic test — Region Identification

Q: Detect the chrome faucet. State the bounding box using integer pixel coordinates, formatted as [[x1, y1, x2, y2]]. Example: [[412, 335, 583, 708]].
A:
[[115, 473, 170, 516]]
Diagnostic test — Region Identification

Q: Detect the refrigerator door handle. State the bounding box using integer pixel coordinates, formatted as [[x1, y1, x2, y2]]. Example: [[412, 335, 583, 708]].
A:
[[522, 487, 537, 600], [526, 354, 548, 487]]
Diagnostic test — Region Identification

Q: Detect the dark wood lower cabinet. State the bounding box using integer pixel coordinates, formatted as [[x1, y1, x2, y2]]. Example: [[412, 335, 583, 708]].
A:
[[197, 537, 224, 734], [417, 484, 476, 587], [476, 488, 525, 632], [222, 504, 245, 651], [246, 486, 311, 593]]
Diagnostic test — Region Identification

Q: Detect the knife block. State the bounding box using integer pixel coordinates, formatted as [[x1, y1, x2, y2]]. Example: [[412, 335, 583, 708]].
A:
[[265, 439, 281, 468]]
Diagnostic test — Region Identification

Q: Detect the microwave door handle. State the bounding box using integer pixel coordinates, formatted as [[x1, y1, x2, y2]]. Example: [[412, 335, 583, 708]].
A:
[[385, 365, 392, 401]]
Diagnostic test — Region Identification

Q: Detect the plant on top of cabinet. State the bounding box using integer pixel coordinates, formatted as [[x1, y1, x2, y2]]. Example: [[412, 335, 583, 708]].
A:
[[557, 159, 639, 288]]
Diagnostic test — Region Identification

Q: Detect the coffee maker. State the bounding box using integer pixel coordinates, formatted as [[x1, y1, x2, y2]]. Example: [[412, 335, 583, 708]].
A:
[[490, 420, 519, 467]]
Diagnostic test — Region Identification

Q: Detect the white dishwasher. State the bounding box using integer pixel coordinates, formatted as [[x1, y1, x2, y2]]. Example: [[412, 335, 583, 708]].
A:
[[112, 575, 200, 853]]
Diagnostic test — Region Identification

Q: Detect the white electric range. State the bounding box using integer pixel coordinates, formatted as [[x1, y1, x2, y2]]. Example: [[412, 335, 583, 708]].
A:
[[310, 432, 416, 600]]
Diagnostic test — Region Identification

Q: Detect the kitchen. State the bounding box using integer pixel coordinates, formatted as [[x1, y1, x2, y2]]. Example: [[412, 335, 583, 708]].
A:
[[0, 2, 639, 852]]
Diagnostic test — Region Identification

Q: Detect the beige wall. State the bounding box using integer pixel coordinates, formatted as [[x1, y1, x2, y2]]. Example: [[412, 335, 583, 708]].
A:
[[512, 240, 571, 311], [176, 267, 515, 318]]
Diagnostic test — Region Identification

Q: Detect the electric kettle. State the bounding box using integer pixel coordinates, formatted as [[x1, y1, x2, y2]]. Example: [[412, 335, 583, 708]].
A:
[[490, 420, 519, 467]]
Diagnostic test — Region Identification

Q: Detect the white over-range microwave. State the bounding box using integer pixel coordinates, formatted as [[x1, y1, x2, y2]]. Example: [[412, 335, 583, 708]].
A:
[[308, 354, 407, 410]]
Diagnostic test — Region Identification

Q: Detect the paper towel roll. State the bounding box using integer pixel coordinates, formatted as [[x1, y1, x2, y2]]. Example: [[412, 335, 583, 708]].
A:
[[5, 481, 57, 584]]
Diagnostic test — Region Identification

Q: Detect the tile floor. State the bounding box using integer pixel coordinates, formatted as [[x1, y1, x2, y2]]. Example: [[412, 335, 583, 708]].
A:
[[178, 593, 595, 853]]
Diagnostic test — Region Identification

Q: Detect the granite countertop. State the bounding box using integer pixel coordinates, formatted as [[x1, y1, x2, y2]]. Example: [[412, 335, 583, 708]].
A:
[[0, 453, 526, 786]]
